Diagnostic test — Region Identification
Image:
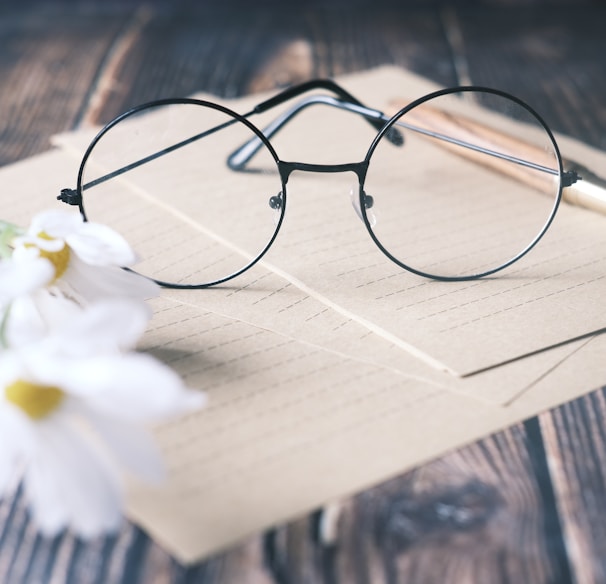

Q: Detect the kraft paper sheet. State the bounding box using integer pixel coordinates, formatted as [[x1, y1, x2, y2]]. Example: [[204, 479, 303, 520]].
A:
[[1, 66, 605, 563]]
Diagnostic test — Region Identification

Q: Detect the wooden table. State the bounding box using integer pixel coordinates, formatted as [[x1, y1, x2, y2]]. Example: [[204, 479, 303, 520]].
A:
[[1, 1, 605, 582]]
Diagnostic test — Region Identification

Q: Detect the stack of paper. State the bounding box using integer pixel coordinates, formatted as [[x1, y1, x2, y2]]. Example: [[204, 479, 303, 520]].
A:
[[2, 67, 605, 563]]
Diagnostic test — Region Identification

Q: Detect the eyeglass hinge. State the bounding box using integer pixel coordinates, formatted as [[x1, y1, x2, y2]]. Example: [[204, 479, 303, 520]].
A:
[[562, 170, 580, 188], [57, 188, 82, 206]]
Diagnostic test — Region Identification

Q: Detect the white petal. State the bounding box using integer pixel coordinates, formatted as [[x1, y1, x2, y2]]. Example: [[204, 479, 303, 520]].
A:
[[60, 353, 206, 421], [25, 461, 68, 536], [6, 296, 150, 356], [28, 209, 82, 240], [0, 255, 53, 301], [48, 299, 151, 356], [5, 291, 78, 348], [0, 352, 24, 387], [66, 222, 137, 267], [10, 245, 42, 262], [29, 289, 83, 331], [3, 294, 46, 350], [6, 350, 66, 389], [0, 407, 34, 495], [82, 407, 165, 483], [24, 418, 123, 538], [64, 256, 158, 302], [10, 350, 78, 389], [0, 345, 78, 403]]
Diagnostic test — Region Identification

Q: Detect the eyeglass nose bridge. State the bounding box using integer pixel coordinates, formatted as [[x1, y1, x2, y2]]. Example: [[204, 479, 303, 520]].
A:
[[277, 160, 369, 185], [276, 160, 373, 226]]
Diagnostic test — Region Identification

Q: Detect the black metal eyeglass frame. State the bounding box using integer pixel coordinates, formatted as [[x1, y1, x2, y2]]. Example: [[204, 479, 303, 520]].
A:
[[58, 79, 579, 288]]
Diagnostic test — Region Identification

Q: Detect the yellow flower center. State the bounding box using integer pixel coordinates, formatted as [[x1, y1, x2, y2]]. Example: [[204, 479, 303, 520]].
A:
[[29, 231, 70, 280], [5, 379, 65, 420]]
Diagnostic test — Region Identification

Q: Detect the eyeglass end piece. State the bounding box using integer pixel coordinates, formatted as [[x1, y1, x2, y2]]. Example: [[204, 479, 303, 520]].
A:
[[57, 188, 82, 206], [562, 170, 580, 188]]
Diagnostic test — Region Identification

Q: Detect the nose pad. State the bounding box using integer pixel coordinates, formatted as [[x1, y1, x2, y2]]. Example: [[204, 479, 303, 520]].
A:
[[268, 191, 283, 226], [349, 186, 376, 227]]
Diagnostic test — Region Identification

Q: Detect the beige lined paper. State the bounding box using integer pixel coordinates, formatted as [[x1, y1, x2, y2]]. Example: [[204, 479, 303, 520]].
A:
[[128, 293, 605, 562], [2, 66, 605, 563]]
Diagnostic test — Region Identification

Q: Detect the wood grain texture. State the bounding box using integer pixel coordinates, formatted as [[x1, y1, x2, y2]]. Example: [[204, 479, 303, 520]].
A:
[[540, 392, 606, 584], [450, 5, 606, 149], [264, 423, 570, 584], [84, 2, 457, 124], [0, 5, 127, 165], [0, 1, 605, 582]]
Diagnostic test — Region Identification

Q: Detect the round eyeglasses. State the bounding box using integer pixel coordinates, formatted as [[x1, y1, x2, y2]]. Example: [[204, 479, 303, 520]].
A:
[[59, 80, 571, 288]]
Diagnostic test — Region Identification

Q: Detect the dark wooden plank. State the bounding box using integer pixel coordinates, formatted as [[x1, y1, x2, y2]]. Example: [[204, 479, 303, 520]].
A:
[[0, 485, 281, 583], [539, 389, 606, 584], [0, 4, 130, 165], [83, 3, 457, 125], [262, 424, 570, 584], [450, 5, 606, 149]]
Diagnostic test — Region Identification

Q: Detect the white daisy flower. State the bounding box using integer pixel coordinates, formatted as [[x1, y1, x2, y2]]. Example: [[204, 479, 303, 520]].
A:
[[11, 209, 158, 302], [0, 299, 205, 538]]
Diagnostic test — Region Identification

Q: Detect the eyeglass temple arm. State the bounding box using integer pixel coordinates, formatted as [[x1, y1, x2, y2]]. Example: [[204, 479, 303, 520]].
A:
[[392, 103, 581, 193], [253, 79, 389, 125], [391, 99, 604, 214], [229, 94, 403, 170]]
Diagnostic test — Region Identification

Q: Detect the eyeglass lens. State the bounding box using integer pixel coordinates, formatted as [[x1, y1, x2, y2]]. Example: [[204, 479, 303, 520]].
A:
[[363, 88, 561, 279], [79, 102, 284, 287]]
